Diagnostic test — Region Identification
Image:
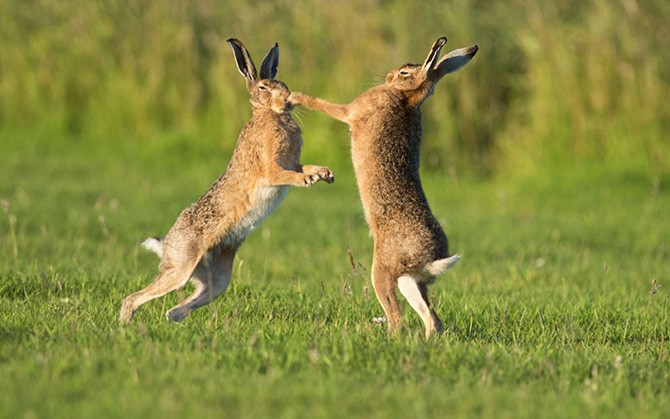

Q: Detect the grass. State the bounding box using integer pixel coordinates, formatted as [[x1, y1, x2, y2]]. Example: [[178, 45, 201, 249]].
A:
[[1, 129, 668, 418]]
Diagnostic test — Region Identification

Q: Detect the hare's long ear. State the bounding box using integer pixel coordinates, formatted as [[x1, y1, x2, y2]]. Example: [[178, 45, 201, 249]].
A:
[[259, 43, 279, 80], [421, 37, 448, 74], [227, 38, 258, 85], [434, 45, 479, 79]]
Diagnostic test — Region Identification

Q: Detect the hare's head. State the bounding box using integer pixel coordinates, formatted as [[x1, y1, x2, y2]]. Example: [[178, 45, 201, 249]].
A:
[[385, 37, 478, 105], [227, 38, 293, 114]]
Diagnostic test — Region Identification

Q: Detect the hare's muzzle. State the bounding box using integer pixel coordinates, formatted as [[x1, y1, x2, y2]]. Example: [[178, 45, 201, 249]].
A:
[[271, 97, 293, 114]]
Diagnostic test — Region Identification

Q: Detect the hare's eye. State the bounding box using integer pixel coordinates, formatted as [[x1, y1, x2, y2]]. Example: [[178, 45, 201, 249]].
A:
[[258, 85, 268, 91], [399, 70, 410, 77]]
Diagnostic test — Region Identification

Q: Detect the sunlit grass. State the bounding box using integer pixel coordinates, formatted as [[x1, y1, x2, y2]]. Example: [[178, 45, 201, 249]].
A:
[[1, 130, 669, 418]]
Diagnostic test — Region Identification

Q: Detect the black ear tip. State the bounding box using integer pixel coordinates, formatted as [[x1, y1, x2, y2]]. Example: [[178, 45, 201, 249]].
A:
[[438, 36, 448, 45], [227, 38, 244, 48]]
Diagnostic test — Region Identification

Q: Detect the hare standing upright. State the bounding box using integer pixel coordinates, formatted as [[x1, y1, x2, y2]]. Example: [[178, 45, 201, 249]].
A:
[[119, 39, 334, 324], [291, 37, 477, 338]]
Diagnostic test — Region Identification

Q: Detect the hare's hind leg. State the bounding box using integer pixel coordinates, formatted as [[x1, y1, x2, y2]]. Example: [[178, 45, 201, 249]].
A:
[[398, 275, 443, 339], [119, 253, 202, 324], [371, 256, 402, 334], [166, 246, 237, 322]]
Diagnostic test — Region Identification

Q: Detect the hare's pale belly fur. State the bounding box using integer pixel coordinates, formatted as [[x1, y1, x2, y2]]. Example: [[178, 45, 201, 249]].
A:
[[221, 184, 289, 247]]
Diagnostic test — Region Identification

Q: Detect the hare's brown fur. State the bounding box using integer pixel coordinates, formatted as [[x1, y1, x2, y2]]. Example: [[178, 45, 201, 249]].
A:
[[119, 39, 333, 324], [291, 37, 477, 338]]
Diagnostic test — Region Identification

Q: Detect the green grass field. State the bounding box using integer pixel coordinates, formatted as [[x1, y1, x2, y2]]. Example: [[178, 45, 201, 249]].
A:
[[1, 0, 669, 416], [1, 130, 668, 418]]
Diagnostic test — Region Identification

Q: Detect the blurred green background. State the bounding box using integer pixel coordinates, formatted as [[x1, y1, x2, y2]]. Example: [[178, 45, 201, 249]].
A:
[[1, 0, 668, 176]]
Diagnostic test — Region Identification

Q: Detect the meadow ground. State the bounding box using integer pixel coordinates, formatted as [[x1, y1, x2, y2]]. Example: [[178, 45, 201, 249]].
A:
[[0, 130, 668, 418]]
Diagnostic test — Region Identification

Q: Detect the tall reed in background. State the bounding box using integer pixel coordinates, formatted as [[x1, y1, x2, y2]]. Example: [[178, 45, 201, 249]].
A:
[[0, 0, 667, 175]]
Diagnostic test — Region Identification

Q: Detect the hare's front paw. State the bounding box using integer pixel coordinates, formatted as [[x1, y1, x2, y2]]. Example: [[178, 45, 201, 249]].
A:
[[301, 173, 322, 187], [301, 173, 319, 187], [302, 165, 334, 186], [288, 92, 306, 106], [314, 166, 335, 184]]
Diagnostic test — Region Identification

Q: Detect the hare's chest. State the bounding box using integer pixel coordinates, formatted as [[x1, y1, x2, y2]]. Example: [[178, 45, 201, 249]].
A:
[[252, 185, 289, 220], [223, 185, 289, 246], [246, 185, 290, 229]]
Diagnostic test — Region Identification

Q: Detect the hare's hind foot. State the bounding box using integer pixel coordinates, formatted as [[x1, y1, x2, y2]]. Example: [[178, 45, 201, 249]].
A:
[[398, 275, 443, 339], [424, 254, 461, 277], [371, 260, 403, 334], [118, 259, 201, 324], [166, 306, 191, 323], [166, 246, 237, 323], [119, 297, 136, 324]]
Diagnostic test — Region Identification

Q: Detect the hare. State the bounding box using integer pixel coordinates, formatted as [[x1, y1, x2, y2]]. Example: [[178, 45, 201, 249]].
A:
[[119, 39, 334, 324], [290, 37, 477, 338]]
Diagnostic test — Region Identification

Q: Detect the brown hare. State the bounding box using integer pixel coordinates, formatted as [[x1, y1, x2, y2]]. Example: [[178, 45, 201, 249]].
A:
[[290, 37, 477, 338], [119, 39, 334, 324]]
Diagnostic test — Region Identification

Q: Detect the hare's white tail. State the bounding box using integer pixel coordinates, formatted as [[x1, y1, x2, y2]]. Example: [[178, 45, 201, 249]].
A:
[[141, 237, 163, 258], [424, 254, 461, 276]]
